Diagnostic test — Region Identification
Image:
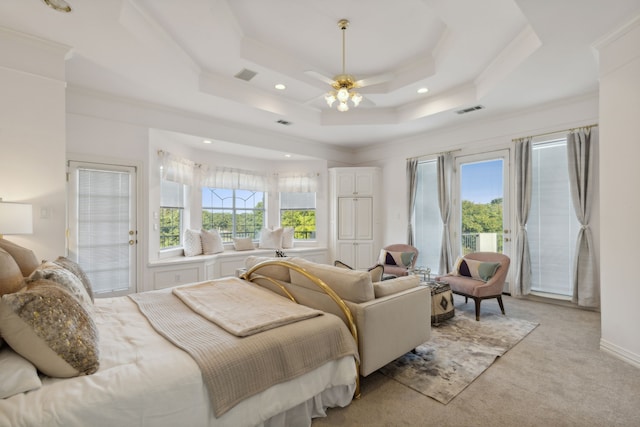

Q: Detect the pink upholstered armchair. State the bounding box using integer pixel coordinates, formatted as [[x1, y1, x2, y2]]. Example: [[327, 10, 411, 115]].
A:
[[436, 252, 510, 321], [379, 244, 419, 277]]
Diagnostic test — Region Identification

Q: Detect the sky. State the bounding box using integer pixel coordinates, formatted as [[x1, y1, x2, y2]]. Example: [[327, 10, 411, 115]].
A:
[[460, 159, 503, 204]]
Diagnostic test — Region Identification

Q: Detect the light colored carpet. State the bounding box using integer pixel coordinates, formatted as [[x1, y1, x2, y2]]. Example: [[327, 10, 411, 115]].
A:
[[379, 310, 538, 404], [313, 295, 640, 427]]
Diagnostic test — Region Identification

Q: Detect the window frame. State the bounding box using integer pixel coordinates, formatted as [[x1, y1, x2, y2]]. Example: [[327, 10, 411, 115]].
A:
[[279, 192, 317, 241], [201, 187, 266, 243]]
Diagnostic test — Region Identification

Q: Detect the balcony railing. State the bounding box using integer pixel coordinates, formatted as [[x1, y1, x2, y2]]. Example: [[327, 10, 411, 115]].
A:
[[461, 232, 504, 254]]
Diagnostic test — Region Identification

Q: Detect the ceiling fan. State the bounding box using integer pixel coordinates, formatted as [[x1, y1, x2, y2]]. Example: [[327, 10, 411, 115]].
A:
[[306, 19, 391, 112]]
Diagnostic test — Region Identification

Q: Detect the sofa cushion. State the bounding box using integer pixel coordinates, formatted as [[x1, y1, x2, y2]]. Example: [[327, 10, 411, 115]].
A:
[[373, 275, 419, 298], [259, 227, 283, 249], [233, 237, 255, 251], [289, 258, 374, 303], [453, 256, 500, 282], [245, 256, 291, 282], [281, 227, 295, 249]]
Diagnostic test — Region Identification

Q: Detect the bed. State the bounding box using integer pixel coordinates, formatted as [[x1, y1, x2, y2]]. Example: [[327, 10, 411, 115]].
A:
[[0, 241, 359, 427]]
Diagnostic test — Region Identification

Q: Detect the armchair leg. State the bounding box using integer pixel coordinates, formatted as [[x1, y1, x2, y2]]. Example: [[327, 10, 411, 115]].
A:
[[474, 298, 481, 321], [497, 295, 505, 315]]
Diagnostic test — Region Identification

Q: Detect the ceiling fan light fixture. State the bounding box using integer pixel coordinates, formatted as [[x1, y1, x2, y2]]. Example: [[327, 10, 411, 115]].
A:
[[325, 93, 337, 107], [337, 102, 349, 112], [351, 92, 362, 107], [337, 87, 350, 103], [42, 0, 72, 13]]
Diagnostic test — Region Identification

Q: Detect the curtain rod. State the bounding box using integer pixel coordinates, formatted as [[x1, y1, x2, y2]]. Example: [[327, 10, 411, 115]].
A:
[[407, 148, 462, 161], [513, 123, 598, 142]]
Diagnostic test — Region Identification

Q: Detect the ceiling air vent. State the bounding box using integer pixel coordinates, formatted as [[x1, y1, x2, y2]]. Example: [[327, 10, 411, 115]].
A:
[[234, 68, 258, 82], [456, 105, 485, 115], [276, 119, 292, 126]]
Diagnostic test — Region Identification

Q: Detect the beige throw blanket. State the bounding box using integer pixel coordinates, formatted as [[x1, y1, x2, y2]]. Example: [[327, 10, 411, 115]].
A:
[[129, 279, 358, 417], [173, 278, 322, 337]]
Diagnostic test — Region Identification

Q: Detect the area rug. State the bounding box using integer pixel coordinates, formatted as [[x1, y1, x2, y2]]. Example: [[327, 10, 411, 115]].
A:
[[379, 310, 538, 404]]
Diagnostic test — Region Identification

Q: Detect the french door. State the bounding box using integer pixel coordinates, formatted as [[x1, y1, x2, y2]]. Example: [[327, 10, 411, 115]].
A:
[[67, 161, 137, 297], [454, 150, 511, 289]]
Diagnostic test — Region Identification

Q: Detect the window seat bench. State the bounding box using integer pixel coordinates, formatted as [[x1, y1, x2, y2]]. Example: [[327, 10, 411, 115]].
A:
[[146, 247, 328, 292]]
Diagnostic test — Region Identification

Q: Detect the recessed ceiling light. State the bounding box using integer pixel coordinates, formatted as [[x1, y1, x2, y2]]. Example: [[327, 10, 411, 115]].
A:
[[203, 139, 212, 144], [42, 0, 72, 13], [417, 87, 429, 94], [284, 154, 292, 158], [275, 84, 286, 90]]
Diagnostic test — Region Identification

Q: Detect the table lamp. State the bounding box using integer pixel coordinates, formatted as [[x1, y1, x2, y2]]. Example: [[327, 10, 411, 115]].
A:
[[0, 199, 33, 239]]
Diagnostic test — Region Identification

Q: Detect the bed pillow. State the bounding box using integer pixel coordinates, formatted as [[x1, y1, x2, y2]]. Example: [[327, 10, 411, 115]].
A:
[[259, 227, 283, 249], [52, 256, 94, 302], [453, 256, 501, 282], [201, 229, 224, 255], [0, 280, 100, 378], [0, 247, 26, 296], [378, 249, 415, 268], [0, 348, 42, 398], [183, 229, 203, 257], [28, 262, 93, 308], [281, 227, 295, 249], [0, 239, 39, 277], [233, 237, 254, 251]]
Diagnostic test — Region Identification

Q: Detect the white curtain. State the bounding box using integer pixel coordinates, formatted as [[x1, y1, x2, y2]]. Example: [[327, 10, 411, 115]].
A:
[[158, 150, 200, 186], [437, 153, 453, 275], [158, 151, 269, 191], [567, 127, 599, 307], [201, 166, 268, 191], [406, 158, 418, 244], [274, 172, 319, 193], [513, 137, 532, 296]]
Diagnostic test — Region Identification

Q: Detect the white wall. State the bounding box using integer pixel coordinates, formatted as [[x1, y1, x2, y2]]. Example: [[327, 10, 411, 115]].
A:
[[0, 29, 68, 260], [597, 17, 640, 367]]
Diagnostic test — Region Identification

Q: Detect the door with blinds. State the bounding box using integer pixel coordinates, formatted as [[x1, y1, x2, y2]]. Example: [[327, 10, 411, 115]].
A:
[[67, 161, 137, 297]]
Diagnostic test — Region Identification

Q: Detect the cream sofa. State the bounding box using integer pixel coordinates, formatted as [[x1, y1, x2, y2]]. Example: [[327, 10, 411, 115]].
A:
[[244, 256, 432, 376]]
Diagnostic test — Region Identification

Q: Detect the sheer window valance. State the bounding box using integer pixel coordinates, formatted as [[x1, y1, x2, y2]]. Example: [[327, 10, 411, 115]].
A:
[[274, 172, 319, 193], [158, 150, 316, 193]]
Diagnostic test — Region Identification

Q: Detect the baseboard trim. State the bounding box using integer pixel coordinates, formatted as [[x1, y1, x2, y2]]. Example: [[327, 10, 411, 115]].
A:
[[600, 338, 640, 369]]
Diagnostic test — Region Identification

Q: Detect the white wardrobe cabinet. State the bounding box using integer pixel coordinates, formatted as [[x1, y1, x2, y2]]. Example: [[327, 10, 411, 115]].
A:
[[330, 167, 381, 270]]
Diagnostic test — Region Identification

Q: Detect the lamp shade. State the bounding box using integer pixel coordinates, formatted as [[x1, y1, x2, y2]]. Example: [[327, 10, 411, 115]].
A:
[[0, 202, 33, 235]]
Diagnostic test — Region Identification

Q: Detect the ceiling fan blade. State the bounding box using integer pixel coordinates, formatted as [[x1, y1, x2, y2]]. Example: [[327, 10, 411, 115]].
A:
[[304, 70, 336, 86], [355, 72, 394, 88]]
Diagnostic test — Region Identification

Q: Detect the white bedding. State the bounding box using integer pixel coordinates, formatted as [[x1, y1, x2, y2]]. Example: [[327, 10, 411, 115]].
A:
[[0, 295, 356, 427]]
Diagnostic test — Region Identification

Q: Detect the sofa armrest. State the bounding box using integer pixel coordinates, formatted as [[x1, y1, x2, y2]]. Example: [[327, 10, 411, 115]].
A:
[[346, 286, 431, 376]]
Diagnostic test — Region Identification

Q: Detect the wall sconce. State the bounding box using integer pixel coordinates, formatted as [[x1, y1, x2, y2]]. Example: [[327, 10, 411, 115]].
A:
[[0, 199, 33, 239]]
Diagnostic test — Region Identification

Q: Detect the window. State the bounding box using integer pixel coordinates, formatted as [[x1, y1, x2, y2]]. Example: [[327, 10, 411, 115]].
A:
[[160, 179, 184, 249], [280, 192, 316, 240], [414, 160, 443, 274], [529, 139, 580, 296], [202, 188, 265, 242]]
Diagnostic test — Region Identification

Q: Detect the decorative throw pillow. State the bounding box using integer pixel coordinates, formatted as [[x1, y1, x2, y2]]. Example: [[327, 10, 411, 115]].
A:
[[0, 239, 39, 277], [28, 262, 93, 308], [183, 229, 203, 257], [201, 229, 224, 255], [333, 260, 385, 283], [53, 256, 94, 302], [0, 280, 100, 378], [378, 249, 416, 268], [0, 248, 25, 296], [233, 237, 255, 251], [0, 348, 42, 398], [281, 227, 295, 249], [453, 257, 501, 282], [259, 227, 284, 249]]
